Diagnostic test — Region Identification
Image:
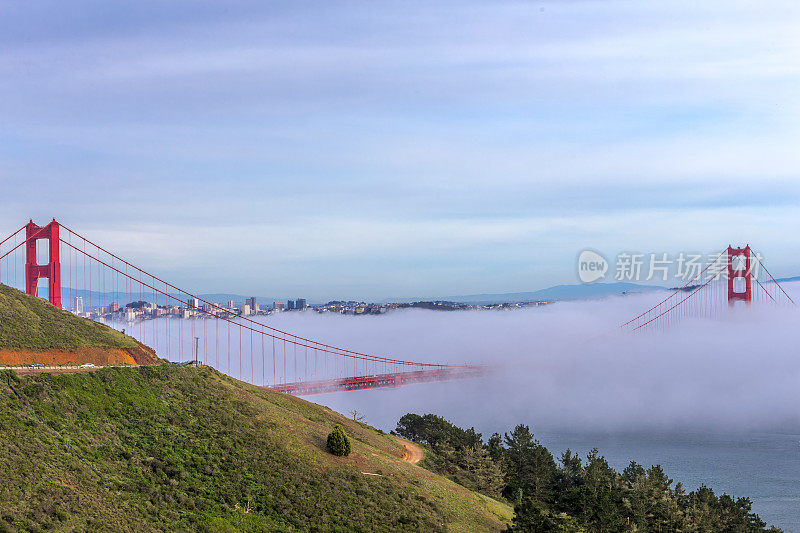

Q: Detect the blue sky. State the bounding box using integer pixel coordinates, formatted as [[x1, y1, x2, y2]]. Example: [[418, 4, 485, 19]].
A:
[[2, 1, 799, 300]]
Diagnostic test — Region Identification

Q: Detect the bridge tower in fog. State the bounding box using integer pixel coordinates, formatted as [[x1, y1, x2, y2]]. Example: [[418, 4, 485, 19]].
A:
[[24, 219, 62, 309], [619, 243, 791, 332], [727, 245, 752, 305]]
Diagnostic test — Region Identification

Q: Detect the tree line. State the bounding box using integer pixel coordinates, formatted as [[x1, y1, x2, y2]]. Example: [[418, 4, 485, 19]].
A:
[[394, 413, 779, 532]]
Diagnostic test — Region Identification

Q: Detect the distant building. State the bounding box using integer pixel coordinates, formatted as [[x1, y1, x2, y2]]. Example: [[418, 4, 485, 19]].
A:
[[74, 296, 84, 315], [287, 300, 295, 310], [187, 297, 199, 309], [242, 303, 251, 316], [296, 298, 307, 310], [273, 301, 284, 311], [109, 302, 120, 312], [246, 297, 257, 312], [227, 300, 235, 309]]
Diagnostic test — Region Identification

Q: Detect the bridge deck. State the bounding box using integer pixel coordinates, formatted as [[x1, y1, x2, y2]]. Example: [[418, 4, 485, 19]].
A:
[[267, 366, 488, 396]]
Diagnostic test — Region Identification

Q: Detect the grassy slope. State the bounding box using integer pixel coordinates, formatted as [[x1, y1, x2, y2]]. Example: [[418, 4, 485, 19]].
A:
[[0, 366, 511, 532], [0, 284, 137, 351]]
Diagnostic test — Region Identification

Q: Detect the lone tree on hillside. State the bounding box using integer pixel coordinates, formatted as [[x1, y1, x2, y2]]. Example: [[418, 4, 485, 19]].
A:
[[327, 424, 351, 456]]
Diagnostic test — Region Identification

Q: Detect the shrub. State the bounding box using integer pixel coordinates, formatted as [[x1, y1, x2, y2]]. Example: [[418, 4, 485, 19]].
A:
[[326, 425, 351, 457]]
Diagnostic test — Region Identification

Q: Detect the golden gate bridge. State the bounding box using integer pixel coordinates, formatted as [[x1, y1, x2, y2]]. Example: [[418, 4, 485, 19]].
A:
[[0, 220, 795, 395], [0, 220, 488, 394]]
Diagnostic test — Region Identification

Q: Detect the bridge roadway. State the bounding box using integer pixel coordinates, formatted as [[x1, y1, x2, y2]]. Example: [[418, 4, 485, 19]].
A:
[[267, 365, 489, 396]]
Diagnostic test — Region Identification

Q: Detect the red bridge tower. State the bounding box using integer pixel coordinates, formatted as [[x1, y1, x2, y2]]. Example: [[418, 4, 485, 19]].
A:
[[24, 219, 62, 309], [727, 244, 752, 305]]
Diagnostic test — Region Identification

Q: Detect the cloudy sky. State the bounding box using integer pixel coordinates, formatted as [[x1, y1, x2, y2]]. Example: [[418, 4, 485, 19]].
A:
[[2, 1, 799, 300]]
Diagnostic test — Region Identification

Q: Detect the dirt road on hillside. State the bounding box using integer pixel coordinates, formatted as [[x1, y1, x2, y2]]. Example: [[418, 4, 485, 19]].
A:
[[400, 440, 424, 464], [0, 365, 126, 375]]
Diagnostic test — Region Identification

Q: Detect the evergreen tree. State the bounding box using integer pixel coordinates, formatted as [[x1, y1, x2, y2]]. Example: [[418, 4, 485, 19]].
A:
[[487, 432, 504, 462], [326, 424, 351, 456], [455, 444, 504, 496], [503, 425, 557, 503], [396, 413, 482, 449], [505, 498, 583, 532], [578, 449, 624, 532], [552, 449, 583, 514]]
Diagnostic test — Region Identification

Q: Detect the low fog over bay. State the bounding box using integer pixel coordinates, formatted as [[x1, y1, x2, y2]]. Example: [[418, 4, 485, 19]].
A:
[[252, 283, 800, 436]]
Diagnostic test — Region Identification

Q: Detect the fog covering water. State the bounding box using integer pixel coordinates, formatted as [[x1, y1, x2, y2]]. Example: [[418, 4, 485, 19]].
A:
[[246, 282, 800, 436]]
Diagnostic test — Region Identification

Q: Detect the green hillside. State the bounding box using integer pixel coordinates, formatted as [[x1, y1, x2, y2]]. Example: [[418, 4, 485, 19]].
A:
[[0, 284, 137, 351], [0, 365, 512, 532]]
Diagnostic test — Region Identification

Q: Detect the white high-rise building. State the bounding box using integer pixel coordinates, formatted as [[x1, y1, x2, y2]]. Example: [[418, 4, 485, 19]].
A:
[[74, 296, 84, 315]]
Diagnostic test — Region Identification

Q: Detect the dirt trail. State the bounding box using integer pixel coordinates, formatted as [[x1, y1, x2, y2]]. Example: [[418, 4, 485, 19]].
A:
[[400, 440, 424, 464]]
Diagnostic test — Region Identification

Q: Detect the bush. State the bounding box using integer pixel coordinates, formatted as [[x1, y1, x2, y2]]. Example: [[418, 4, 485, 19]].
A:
[[326, 425, 351, 457]]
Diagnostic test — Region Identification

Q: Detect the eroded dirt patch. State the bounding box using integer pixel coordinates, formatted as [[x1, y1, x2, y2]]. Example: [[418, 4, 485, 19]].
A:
[[0, 342, 159, 366]]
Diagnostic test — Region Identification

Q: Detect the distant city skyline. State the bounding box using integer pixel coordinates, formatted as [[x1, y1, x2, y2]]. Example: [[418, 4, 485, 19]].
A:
[[2, 1, 800, 300]]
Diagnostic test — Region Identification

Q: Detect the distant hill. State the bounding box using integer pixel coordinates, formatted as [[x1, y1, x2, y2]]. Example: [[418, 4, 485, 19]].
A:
[[451, 282, 665, 304], [437, 273, 800, 306], [0, 365, 511, 531], [388, 282, 668, 305]]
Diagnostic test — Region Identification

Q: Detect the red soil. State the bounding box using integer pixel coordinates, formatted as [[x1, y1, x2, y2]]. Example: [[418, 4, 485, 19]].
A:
[[0, 342, 160, 367]]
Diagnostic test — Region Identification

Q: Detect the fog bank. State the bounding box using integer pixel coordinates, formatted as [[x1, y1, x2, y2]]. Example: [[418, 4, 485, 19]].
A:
[[263, 282, 800, 436]]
